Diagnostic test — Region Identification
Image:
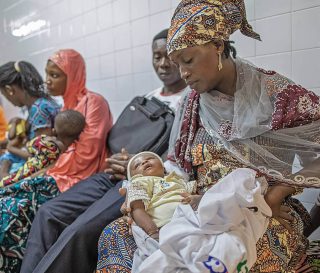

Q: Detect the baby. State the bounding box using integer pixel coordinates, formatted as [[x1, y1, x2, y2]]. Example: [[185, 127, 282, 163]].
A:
[[127, 151, 197, 240], [0, 110, 85, 187], [127, 153, 272, 273]]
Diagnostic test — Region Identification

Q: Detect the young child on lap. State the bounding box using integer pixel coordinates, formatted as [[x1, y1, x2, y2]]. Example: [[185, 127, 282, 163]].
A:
[[0, 110, 85, 187]]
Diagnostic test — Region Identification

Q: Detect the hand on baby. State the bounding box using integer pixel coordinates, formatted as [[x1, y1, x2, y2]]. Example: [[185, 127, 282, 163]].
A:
[[180, 192, 202, 210]]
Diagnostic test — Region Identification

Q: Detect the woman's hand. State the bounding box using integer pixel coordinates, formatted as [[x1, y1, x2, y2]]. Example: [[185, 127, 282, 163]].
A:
[[264, 185, 296, 232], [104, 148, 132, 181], [181, 192, 203, 210]]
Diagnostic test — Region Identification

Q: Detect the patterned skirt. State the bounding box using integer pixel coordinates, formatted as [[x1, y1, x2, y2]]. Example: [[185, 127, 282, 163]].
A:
[[96, 218, 137, 273], [0, 175, 59, 273], [95, 199, 315, 273]]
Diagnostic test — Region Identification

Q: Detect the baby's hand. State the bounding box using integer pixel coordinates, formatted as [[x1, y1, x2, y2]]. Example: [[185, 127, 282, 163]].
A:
[[180, 193, 203, 211]]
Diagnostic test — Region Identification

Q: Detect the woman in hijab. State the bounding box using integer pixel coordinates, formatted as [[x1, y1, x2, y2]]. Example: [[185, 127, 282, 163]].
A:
[[0, 49, 112, 272], [96, 1, 320, 272]]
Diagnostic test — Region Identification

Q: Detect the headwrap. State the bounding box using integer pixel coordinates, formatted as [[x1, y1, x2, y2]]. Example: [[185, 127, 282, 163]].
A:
[[47, 49, 112, 192], [167, 0, 260, 54], [127, 151, 163, 180], [49, 49, 87, 111]]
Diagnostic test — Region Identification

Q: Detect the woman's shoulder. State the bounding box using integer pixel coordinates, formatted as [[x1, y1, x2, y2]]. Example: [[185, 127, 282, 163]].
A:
[[86, 91, 109, 107], [31, 97, 60, 113]]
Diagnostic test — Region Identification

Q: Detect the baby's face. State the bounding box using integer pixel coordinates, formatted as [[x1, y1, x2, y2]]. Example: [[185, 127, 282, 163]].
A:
[[130, 154, 164, 178]]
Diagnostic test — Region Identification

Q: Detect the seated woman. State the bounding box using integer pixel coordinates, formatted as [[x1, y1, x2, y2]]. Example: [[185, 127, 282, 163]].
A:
[[96, 1, 320, 272], [0, 49, 112, 273], [0, 61, 60, 175], [0, 110, 85, 187]]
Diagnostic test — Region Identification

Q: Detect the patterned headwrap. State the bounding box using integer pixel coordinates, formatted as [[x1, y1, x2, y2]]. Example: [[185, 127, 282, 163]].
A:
[[167, 0, 261, 54]]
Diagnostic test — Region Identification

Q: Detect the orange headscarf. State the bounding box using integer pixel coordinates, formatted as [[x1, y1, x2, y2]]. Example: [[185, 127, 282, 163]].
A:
[[47, 49, 113, 192]]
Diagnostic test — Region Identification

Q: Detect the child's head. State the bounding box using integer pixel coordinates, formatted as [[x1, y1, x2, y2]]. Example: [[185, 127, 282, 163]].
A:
[[53, 110, 85, 151], [127, 152, 164, 179]]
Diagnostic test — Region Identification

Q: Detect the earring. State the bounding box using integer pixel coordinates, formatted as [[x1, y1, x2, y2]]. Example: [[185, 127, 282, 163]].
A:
[[218, 52, 223, 71]]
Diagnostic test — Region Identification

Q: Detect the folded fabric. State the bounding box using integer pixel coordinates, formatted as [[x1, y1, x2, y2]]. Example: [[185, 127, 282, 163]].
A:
[[136, 168, 272, 273]]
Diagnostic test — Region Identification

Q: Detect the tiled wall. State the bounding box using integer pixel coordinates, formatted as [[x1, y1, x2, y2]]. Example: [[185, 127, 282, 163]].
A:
[[0, 0, 320, 237]]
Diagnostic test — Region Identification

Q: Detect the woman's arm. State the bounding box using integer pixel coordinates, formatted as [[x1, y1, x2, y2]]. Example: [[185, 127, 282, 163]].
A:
[[7, 139, 30, 160], [131, 200, 159, 239], [264, 184, 295, 231]]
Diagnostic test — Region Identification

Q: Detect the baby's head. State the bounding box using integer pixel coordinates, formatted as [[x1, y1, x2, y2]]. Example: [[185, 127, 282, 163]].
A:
[[127, 152, 164, 179], [53, 110, 85, 151]]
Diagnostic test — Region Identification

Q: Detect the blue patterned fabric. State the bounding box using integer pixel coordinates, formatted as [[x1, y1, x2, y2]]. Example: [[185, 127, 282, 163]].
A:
[[0, 152, 25, 164], [27, 97, 60, 139], [0, 97, 60, 169], [0, 175, 59, 272], [96, 218, 137, 273]]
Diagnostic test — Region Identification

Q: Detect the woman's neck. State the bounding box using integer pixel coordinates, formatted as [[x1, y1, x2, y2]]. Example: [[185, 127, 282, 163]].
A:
[[217, 58, 237, 97], [162, 79, 187, 95], [24, 95, 39, 107]]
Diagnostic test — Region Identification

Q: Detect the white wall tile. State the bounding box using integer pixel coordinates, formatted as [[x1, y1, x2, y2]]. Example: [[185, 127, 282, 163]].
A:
[[113, 0, 130, 26], [114, 23, 131, 51], [82, 0, 96, 12], [100, 53, 116, 79], [83, 10, 98, 35], [132, 44, 152, 73], [292, 48, 320, 88], [171, 0, 180, 9], [98, 28, 114, 55], [98, 3, 113, 30], [99, 78, 117, 100], [244, 0, 255, 21], [115, 49, 132, 76], [131, 0, 149, 20], [254, 52, 292, 79], [292, 0, 320, 11], [149, 10, 172, 41], [84, 33, 100, 58], [133, 72, 154, 96], [256, 14, 291, 55], [69, 17, 84, 39], [149, 0, 171, 14], [86, 57, 100, 80], [115, 75, 134, 101], [96, 0, 112, 8], [231, 24, 256, 58], [292, 7, 320, 50], [131, 17, 150, 47], [68, 0, 83, 17], [255, 0, 291, 19], [109, 101, 128, 120]]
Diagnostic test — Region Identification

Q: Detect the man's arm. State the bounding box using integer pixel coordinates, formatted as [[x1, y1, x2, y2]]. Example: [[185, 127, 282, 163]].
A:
[[104, 148, 133, 181]]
